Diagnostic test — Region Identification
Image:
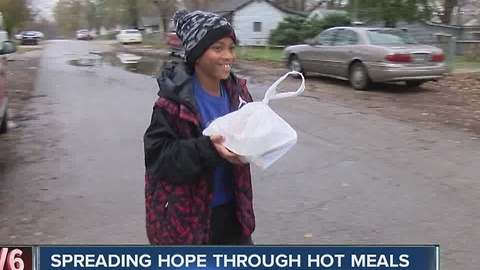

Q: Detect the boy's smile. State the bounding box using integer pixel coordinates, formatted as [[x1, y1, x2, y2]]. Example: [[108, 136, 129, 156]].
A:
[[196, 37, 236, 83]]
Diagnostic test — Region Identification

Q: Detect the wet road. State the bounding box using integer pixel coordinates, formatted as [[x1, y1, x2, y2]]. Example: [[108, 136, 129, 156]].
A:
[[1, 40, 479, 270]]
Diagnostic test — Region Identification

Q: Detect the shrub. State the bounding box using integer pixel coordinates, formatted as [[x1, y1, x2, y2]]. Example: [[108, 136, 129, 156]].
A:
[[270, 16, 307, 46], [269, 13, 352, 46]]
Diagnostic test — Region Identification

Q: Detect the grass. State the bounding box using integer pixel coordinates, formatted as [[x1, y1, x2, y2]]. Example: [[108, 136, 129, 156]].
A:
[[10, 40, 41, 54], [236, 46, 284, 62], [235, 48, 480, 72], [454, 56, 480, 70], [15, 45, 41, 54]]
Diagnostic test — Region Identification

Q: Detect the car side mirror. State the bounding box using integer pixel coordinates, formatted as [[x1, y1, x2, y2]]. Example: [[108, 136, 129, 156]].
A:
[[0, 41, 17, 55]]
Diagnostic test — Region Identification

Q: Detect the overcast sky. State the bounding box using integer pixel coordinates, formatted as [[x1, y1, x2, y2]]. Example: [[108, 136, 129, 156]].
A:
[[34, 0, 58, 20]]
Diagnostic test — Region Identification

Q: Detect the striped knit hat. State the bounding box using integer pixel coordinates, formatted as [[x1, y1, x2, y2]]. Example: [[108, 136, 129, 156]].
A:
[[173, 9, 237, 66]]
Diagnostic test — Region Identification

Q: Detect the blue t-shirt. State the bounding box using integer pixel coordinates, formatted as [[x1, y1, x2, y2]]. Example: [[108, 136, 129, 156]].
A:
[[193, 75, 235, 208]]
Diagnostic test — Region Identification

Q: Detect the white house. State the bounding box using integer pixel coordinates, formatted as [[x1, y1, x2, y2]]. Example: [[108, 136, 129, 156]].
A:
[[191, 0, 306, 46], [231, 0, 307, 45]]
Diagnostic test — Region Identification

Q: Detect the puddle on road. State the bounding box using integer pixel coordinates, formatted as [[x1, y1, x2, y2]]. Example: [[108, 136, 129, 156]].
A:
[[68, 52, 172, 77], [67, 51, 246, 79]]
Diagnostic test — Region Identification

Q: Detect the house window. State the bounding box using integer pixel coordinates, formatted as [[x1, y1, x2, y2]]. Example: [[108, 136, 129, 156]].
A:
[[253, 22, 262, 32]]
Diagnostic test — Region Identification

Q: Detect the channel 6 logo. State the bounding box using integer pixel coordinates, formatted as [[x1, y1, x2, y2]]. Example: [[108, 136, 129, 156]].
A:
[[0, 247, 33, 270]]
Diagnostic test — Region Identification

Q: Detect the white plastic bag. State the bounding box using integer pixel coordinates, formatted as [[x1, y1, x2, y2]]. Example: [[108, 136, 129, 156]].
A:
[[203, 71, 305, 169]]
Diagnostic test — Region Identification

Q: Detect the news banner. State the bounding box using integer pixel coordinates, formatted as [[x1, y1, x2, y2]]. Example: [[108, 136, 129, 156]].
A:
[[1, 245, 439, 270]]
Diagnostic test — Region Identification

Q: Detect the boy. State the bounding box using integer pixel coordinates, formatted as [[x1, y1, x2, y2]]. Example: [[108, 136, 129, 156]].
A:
[[144, 10, 255, 245]]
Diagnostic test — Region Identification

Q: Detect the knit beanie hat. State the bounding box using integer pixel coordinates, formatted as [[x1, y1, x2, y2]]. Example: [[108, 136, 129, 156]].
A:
[[173, 9, 237, 66]]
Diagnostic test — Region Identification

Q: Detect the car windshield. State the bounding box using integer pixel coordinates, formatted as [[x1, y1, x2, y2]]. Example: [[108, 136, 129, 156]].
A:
[[125, 30, 139, 34], [367, 29, 417, 45]]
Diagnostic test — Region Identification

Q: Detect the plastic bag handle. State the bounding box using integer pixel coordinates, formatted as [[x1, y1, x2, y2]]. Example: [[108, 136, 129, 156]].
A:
[[262, 71, 305, 104]]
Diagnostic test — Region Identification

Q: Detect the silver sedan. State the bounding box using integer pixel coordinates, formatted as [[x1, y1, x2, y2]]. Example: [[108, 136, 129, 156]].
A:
[[283, 26, 449, 90]]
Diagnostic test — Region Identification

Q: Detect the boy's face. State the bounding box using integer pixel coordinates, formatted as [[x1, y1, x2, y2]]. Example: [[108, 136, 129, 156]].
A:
[[196, 37, 236, 80]]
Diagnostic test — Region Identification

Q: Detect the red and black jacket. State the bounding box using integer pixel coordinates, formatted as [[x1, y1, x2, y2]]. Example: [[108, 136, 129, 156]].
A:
[[143, 62, 255, 245]]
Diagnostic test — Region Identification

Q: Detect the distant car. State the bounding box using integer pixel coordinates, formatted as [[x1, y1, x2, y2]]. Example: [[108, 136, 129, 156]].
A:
[[16, 31, 44, 40], [15, 31, 25, 40], [76, 29, 92, 40], [166, 20, 184, 58], [0, 41, 18, 134], [33, 31, 45, 40], [116, 29, 142, 44], [21, 31, 39, 45], [283, 26, 449, 90]]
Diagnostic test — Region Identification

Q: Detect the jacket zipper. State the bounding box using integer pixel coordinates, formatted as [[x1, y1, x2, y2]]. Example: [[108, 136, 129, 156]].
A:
[[163, 201, 169, 219]]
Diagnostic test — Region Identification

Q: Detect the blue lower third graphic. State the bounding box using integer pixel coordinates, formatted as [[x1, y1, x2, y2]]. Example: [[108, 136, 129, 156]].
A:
[[38, 245, 439, 270]]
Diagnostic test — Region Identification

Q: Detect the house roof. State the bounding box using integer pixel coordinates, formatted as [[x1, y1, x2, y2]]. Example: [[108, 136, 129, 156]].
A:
[[464, 19, 480, 26], [182, 0, 250, 14], [186, 0, 307, 17], [236, 0, 308, 17], [207, 0, 251, 13]]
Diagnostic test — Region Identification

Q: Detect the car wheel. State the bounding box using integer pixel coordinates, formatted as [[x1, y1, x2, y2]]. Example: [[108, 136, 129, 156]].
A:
[[0, 112, 8, 134], [288, 55, 305, 78], [406, 81, 425, 88], [349, 62, 370, 90]]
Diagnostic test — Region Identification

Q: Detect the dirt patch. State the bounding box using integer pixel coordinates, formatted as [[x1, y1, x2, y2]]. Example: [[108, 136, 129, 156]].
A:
[[5, 49, 43, 120], [300, 74, 480, 137], [232, 61, 480, 137], [0, 49, 43, 172]]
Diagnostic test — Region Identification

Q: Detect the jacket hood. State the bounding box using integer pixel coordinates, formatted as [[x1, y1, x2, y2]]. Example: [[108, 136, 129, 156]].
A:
[[155, 61, 245, 112], [156, 62, 196, 107]]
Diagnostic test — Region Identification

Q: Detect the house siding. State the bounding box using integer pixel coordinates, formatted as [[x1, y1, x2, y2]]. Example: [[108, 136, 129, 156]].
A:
[[233, 1, 291, 45]]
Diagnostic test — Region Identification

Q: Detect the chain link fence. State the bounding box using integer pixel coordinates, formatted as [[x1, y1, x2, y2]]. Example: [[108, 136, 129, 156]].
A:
[[429, 35, 480, 74]]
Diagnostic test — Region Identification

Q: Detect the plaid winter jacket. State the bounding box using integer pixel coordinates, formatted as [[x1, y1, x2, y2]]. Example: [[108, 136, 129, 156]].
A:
[[143, 62, 255, 245]]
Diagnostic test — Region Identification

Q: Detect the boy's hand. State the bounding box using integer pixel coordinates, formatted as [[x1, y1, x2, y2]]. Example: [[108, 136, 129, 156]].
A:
[[210, 135, 245, 164]]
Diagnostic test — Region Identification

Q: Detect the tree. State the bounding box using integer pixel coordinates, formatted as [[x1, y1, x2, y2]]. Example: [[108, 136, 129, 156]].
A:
[[85, 0, 101, 29], [53, 0, 87, 36], [182, 0, 206, 10], [95, 0, 130, 29], [127, 0, 139, 28], [0, 0, 32, 37], [152, 0, 179, 33], [439, 0, 459, 24], [53, 0, 180, 35], [347, 0, 432, 28]]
